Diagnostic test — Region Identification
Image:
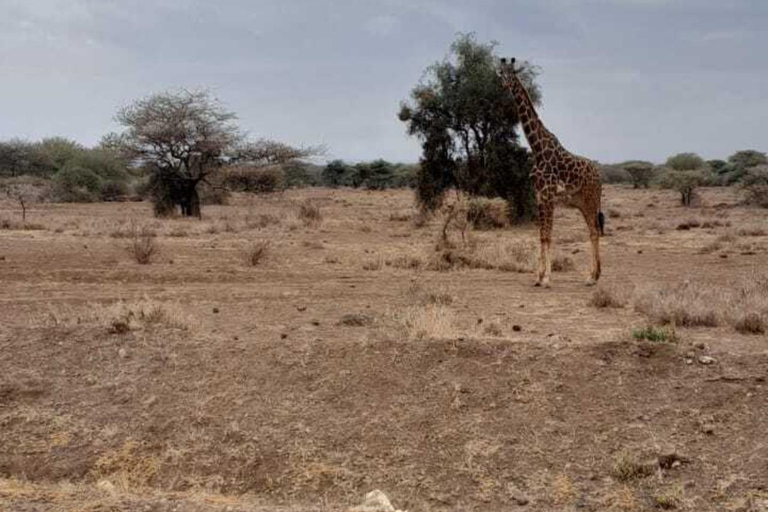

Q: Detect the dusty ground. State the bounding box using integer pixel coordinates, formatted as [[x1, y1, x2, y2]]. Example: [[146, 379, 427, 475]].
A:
[[1, 185, 767, 512]]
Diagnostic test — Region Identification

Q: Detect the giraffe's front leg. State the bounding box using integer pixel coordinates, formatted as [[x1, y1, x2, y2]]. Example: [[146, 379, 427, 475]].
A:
[[535, 200, 554, 288]]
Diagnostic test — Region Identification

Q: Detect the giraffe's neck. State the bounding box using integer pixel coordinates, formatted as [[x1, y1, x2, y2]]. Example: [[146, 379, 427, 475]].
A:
[[505, 74, 559, 157]]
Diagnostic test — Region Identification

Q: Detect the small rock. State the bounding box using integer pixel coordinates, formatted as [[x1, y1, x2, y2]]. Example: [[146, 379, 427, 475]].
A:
[[685, 358, 694, 365], [348, 490, 399, 512], [213, 307, 220, 314], [694, 342, 706, 350], [296, 305, 307, 312], [118, 348, 128, 358], [701, 423, 716, 434], [658, 447, 689, 469], [142, 395, 157, 407], [512, 325, 522, 332], [280, 333, 288, 340], [637, 250, 643, 254], [698, 356, 716, 365]]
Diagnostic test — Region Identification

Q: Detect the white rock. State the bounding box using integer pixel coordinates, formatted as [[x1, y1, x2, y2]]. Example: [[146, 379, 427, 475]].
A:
[[698, 356, 716, 365], [348, 490, 404, 512]]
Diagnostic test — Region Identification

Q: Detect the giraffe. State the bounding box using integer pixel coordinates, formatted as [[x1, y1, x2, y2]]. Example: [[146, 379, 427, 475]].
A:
[[499, 57, 604, 287]]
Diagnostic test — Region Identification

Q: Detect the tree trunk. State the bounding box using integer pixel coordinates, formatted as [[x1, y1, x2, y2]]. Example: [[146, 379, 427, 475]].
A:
[[178, 184, 202, 218]]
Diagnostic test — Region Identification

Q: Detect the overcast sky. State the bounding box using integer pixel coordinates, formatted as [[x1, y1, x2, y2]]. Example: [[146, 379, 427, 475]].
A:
[[1, 0, 766, 164]]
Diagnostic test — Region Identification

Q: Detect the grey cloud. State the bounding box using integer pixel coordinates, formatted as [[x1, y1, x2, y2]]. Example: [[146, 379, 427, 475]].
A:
[[1, 0, 766, 163]]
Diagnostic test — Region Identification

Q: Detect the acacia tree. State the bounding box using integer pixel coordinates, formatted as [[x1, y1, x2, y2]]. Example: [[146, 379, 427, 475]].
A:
[[109, 90, 316, 217], [398, 33, 541, 221], [621, 160, 654, 188], [660, 152, 712, 206], [108, 90, 240, 217]]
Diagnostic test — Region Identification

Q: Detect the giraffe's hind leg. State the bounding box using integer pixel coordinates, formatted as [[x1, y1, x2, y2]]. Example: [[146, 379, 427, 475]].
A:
[[577, 192, 601, 285]]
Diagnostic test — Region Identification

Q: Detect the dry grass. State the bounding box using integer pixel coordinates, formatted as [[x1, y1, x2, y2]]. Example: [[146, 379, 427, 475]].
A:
[[737, 225, 766, 237], [611, 450, 654, 482], [551, 254, 575, 272], [589, 286, 626, 309], [297, 200, 322, 225], [634, 274, 768, 332], [427, 240, 537, 273], [241, 240, 270, 266], [126, 223, 159, 264], [400, 304, 459, 340]]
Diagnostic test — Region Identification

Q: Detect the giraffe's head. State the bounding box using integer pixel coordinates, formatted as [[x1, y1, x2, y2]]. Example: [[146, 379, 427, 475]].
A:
[[499, 57, 520, 82]]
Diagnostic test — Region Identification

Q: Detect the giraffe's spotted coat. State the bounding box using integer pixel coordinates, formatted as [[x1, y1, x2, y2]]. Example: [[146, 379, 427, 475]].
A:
[[500, 59, 603, 286]]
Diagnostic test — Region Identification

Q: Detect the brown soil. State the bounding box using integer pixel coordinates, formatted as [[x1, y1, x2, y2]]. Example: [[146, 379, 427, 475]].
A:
[[1, 186, 767, 511]]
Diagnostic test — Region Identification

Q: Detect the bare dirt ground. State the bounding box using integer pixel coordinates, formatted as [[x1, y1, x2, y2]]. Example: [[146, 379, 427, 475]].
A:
[[1, 185, 767, 512]]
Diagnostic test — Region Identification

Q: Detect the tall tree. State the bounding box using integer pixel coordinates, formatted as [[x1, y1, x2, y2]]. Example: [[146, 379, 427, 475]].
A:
[[399, 33, 540, 221], [108, 90, 315, 217], [108, 90, 240, 217]]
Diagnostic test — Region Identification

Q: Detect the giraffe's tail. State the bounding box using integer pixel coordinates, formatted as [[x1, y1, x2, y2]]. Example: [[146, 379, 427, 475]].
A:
[[598, 211, 605, 237]]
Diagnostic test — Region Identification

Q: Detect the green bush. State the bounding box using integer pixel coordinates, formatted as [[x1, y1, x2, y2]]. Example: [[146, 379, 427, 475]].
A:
[[99, 180, 128, 201], [52, 166, 101, 202], [742, 166, 768, 208], [224, 165, 284, 193]]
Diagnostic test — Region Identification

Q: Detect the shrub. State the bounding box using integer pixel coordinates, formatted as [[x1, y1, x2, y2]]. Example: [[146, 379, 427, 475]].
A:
[[551, 255, 575, 272], [467, 197, 508, 230], [658, 168, 710, 207], [52, 165, 101, 202], [631, 326, 677, 342], [742, 166, 768, 208], [242, 240, 269, 266], [589, 287, 625, 308], [126, 223, 158, 264], [600, 164, 632, 185], [621, 161, 654, 189], [298, 200, 322, 224], [224, 165, 284, 194], [734, 312, 765, 334], [99, 180, 128, 202], [634, 281, 719, 327]]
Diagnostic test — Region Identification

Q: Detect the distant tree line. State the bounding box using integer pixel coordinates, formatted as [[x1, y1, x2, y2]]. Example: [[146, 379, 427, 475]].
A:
[[0, 137, 131, 202], [600, 149, 768, 206]]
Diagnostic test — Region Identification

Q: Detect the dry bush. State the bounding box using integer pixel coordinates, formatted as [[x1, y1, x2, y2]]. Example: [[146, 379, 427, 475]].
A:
[[634, 281, 719, 327], [611, 450, 654, 482], [634, 275, 768, 332], [427, 240, 537, 273], [676, 218, 702, 230], [41, 298, 195, 333], [467, 198, 508, 230], [406, 282, 454, 306], [386, 254, 423, 270], [245, 213, 281, 229], [168, 227, 189, 237], [734, 312, 765, 335], [589, 286, 626, 308], [737, 225, 766, 237], [551, 255, 575, 272], [0, 218, 46, 231], [241, 240, 270, 266], [401, 304, 458, 340], [389, 211, 412, 222], [362, 258, 384, 271], [126, 223, 158, 264], [298, 200, 322, 225]]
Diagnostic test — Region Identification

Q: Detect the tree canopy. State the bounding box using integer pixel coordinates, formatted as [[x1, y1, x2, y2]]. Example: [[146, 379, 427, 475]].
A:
[[399, 33, 541, 222]]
